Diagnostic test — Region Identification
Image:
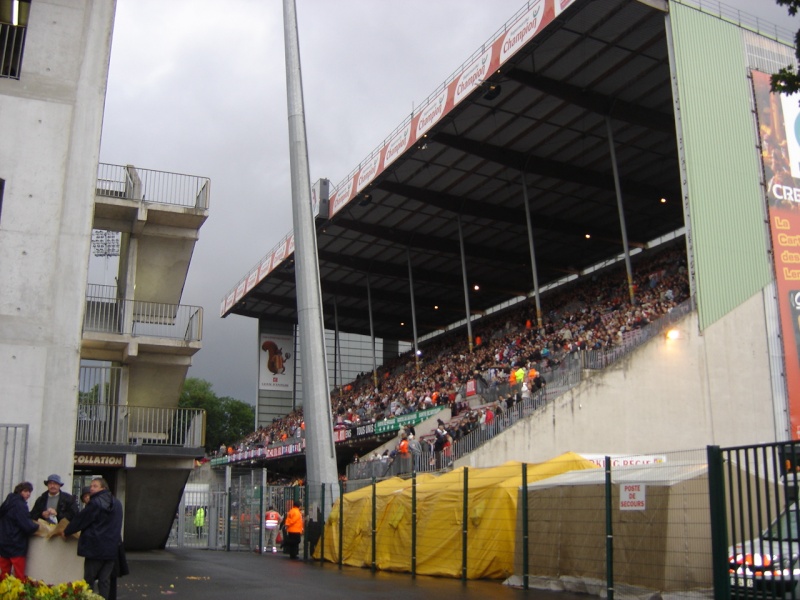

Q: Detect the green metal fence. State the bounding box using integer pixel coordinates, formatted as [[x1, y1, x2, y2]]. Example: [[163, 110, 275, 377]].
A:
[[310, 450, 713, 598], [710, 441, 800, 600]]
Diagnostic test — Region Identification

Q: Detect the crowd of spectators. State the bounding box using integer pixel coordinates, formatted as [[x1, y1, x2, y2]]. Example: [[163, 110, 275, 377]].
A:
[[216, 243, 690, 462]]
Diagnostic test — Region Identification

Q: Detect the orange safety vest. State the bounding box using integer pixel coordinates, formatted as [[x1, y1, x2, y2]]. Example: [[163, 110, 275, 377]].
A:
[[398, 439, 409, 455], [285, 507, 304, 534]]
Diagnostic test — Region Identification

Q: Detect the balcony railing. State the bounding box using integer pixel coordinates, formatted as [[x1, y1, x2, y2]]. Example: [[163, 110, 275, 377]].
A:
[[84, 295, 203, 342], [76, 404, 205, 448], [0, 21, 26, 79], [79, 364, 123, 405], [96, 163, 210, 210]]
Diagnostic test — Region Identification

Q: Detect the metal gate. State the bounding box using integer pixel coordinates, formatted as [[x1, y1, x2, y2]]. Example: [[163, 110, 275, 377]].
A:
[[709, 441, 800, 600], [167, 468, 306, 553]]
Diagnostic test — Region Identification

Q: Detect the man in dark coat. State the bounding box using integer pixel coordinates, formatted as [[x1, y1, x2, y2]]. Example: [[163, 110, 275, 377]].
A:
[[63, 478, 122, 600], [0, 481, 40, 578], [29, 473, 78, 523]]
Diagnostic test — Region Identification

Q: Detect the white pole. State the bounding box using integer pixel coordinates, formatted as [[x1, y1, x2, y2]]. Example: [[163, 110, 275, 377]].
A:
[[282, 0, 339, 516]]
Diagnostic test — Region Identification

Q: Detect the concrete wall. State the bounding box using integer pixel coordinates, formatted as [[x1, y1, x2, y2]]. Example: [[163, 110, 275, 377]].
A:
[[459, 290, 780, 467], [0, 0, 115, 491]]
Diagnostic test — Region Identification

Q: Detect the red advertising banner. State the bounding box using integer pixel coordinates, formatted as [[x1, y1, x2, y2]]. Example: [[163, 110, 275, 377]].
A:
[[753, 70, 800, 439], [466, 379, 477, 397], [328, 0, 561, 219]]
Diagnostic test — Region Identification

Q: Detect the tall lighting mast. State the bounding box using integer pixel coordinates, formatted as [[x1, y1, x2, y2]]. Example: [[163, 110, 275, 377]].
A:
[[282, 0, 339, 517]]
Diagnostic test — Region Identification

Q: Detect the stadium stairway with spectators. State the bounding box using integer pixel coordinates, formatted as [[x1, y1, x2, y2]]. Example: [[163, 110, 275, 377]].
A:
[[213, 240, 695, 482]]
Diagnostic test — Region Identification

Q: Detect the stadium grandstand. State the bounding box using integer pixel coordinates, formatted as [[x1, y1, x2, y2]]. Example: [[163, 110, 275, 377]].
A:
[[216, 0, 797, 486], [214, 239, 690, 481]]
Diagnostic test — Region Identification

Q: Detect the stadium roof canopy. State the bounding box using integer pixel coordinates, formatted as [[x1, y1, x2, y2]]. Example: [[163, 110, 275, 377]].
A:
[[221, 0, 732, 342]]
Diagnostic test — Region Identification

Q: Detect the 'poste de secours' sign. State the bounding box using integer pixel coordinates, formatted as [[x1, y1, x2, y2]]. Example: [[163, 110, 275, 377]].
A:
[[619, 483, 646, 511]]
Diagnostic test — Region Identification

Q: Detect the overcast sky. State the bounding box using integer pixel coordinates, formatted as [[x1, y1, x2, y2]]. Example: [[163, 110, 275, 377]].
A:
[[97, 0, 798, 405]]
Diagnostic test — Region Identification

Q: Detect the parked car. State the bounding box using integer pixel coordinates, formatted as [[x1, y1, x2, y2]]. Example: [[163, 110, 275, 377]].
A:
[[729, 504, 800, 595]]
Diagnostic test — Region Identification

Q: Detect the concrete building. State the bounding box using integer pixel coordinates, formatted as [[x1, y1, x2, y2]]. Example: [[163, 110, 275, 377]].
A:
[[0, 0, 208, 551]]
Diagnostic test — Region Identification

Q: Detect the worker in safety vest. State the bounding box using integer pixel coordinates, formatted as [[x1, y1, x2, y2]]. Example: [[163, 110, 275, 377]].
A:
[[264, 506, 282, 553], [283, 502, 304, 559], [194, 506, 205, 538]]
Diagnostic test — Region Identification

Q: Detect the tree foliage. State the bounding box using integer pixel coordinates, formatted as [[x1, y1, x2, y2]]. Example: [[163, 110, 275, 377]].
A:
[[771, 0, 800, 94], [178, 378, 254, 454]]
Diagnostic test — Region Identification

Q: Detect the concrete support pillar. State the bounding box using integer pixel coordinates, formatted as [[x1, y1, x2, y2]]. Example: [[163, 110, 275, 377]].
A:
[[458, 215, 473, 352]]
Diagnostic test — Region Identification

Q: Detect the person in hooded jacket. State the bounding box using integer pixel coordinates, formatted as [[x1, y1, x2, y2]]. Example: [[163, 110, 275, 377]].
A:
[[283, 501, 304, 559], [63, 477, 122, 600], [0, 481, 39, 578]]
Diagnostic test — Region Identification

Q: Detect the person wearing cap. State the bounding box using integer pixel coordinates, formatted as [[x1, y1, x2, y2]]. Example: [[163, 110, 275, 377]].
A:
[[29, 474, 78, 523]]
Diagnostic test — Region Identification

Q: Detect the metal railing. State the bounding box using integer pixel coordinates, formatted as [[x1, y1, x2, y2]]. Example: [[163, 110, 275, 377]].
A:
[[0, 21, 26, 80], [79, 364, 123, 405], [75, 403, 205, 448], [581, 299, 693, 370], [680, 0, 795, 43], [0, 424, 27, 500], [84, 294, 203, 342], [345, 301, 691, 482], [96, 163, 210, 210]]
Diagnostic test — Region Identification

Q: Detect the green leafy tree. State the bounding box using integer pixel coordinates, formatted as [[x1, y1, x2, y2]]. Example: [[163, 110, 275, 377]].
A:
[[179, 378, 255, 454], [771, 1, 800, 94]]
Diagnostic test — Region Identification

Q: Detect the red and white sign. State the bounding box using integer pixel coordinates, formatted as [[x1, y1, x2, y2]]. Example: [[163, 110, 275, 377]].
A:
[[224, 0, 565, 311], [258, 254, 273, 282], [619, 484, 646, 511], [500, 1, 546, 66], [454, 48, 493, 106], [384, 123, 412, 169], [330, 176, 355, 217], [357, 152, 382, 194], [581, 454, 667, 468], [245, 270, 258, 293], [234, 279, 246, 302], [554, 0, 578, 17], [466, 379, 477, 397]]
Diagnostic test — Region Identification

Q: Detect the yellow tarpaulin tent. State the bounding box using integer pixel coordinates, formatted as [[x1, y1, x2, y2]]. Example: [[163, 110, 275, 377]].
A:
[[316, 452, 597, 579]]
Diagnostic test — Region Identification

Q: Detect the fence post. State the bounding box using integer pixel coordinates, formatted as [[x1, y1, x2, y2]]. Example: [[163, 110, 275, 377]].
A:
[[604, 456, 613, 600], [707, 445, 730, 600], [462, 466, 468, 583], [176, 492, 185, 547], [303, 481, 309, 561], [522, 462, 528, 590], [338, 479, 344, 570], [258, 478, 264, 554], [411, 471, 417, 578], [226, 486, 232, 552], [371, 477, 377, 573], [319, 483, 326, 563]]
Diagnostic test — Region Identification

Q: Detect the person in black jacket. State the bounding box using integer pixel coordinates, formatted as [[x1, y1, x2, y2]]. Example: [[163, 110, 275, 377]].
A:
[[0, 481, 40, 578], [29, 474, 78, 523], [62, 478, 123, 600]]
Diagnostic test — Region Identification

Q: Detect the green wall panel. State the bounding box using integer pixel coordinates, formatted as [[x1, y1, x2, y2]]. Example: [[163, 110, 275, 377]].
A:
[[669, 2, 772, 330]]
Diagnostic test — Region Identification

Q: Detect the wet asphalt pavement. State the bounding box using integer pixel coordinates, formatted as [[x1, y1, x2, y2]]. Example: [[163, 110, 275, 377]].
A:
[[117, 548, 588, 600]]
